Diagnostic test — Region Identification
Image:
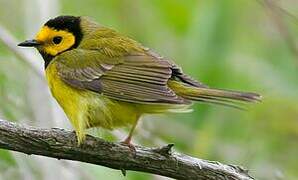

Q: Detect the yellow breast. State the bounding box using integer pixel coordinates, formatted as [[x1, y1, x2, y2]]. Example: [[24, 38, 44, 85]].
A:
[[46, 62, 88, 143], [45, 61, 139, 143]]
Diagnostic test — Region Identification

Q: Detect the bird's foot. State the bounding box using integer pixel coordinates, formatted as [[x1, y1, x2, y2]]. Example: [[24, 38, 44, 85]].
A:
[[120, 137, 136, 153]]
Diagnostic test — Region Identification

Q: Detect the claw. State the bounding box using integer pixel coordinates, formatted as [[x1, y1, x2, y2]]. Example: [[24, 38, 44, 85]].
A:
[[120, 137, 136, 153]]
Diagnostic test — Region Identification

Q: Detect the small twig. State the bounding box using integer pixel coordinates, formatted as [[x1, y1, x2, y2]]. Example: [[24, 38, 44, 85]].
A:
[[0, 119, 254, 180], [259, 0, 298, 66], [0, 25, 43, 77], [121, 169, 127, 176]]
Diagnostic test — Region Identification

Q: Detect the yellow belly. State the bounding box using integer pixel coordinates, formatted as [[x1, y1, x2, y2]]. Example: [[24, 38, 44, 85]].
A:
[[45, 62, 139, 144], [45, 62, 191, 144]]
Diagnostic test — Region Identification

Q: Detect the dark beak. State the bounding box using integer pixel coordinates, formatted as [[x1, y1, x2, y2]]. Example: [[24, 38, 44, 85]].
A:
[[18, 39, 41, 47]]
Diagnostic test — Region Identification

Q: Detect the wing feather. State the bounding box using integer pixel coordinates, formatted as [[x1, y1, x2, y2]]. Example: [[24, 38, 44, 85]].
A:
[[55, 49, 187, 104]]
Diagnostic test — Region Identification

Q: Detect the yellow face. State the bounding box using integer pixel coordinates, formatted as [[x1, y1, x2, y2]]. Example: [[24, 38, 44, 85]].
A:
[[35, 26, 75, 56]]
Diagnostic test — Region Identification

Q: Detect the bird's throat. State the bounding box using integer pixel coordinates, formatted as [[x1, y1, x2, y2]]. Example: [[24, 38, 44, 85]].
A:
[[39, 50, 55, 69]]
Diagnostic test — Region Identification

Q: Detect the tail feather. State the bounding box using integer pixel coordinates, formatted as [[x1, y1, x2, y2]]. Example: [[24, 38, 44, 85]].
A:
[[183, 95, 246, 110], [186, 88, 262, 103], [168, 81, 262, 109]]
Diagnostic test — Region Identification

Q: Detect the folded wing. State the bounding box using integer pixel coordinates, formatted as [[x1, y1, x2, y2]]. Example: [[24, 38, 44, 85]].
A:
[[55, 49, 187, 104]]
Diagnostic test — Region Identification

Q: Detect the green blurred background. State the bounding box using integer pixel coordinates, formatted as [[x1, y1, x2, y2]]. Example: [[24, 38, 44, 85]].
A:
[[0, 0, 297, 179]]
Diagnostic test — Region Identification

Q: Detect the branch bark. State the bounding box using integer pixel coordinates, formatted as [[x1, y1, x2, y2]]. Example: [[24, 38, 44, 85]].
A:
[[0, 119, 253, 180]]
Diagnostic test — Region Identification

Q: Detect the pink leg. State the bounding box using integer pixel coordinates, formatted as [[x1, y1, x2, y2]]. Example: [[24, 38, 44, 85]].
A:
[[121, 116, 140, 151]]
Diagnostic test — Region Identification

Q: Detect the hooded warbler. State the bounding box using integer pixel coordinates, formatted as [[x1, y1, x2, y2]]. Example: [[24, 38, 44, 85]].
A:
[[18, 16, 261, 146]]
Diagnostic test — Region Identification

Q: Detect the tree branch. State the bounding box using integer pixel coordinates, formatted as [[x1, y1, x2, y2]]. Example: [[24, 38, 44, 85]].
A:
[[0, 119, 253, 180]]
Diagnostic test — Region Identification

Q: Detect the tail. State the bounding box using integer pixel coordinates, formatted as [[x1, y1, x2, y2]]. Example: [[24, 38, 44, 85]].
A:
[[169, 81, 262, 109]]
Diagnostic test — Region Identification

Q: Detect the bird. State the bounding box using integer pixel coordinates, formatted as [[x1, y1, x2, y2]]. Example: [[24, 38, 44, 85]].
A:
[[18, 15, 261, 147]]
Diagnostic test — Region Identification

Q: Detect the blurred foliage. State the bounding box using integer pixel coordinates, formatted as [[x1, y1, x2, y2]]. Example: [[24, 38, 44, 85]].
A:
[[0, 0, 297, 180]]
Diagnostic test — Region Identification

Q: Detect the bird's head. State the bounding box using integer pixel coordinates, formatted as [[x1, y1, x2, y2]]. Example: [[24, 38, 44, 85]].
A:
[[18, 16, 83, 65]]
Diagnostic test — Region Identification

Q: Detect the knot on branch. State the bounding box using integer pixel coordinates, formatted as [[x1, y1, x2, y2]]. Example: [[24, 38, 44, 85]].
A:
[[229, 164, 253, 179], [152, 143, 174, 156]]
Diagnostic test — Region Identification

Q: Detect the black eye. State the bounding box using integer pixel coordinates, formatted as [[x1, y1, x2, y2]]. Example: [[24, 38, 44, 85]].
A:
[[52, 36, 62, 44]]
